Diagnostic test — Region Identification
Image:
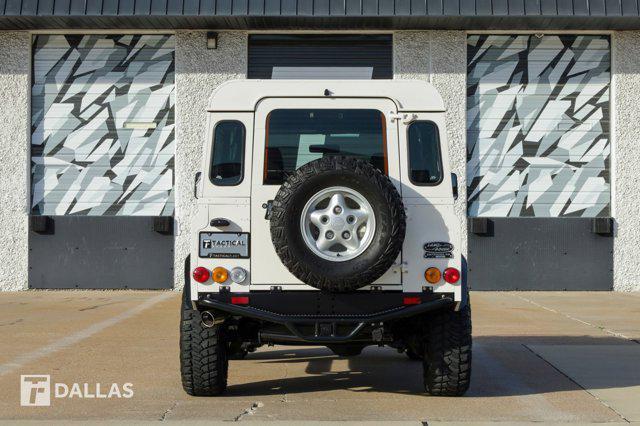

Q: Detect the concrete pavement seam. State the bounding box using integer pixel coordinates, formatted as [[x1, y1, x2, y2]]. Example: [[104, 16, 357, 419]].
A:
[[0, 292, 174, 377], [160, 400, 178, 421], [233, 401, 264, 421], [522, 344, 631, 424], [512, 294, 640, 344]]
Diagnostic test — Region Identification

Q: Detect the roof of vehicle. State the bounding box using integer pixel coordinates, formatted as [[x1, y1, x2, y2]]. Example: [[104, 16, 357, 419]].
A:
[[207, 80, 446, 113]]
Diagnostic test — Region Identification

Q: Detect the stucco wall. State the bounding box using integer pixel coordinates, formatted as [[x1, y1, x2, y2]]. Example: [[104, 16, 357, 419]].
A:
[[613, 32, 640, 291], [0, 32, 30, 291], [394, 31, 468, 256], [174, 31, 247, 289]]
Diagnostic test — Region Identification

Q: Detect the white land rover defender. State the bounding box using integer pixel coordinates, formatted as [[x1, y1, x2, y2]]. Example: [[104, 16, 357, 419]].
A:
[[181, 80, 471, 397]]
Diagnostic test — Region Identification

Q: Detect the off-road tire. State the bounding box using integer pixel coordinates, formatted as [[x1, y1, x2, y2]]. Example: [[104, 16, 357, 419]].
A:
[[422, 304, 472, 396], [270, 156, 406, 292], [180, 272, 228, 396]]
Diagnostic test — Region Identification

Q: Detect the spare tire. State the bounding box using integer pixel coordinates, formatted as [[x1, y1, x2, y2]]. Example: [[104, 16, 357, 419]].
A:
[[270, 156, 406, 292]]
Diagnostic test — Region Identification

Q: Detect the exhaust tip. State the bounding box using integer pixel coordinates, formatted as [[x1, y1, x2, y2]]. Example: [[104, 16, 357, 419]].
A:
[[201, 311, 215, 328]]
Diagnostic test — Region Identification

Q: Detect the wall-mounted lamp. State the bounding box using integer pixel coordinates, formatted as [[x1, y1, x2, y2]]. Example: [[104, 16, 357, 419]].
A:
[[207, 32, 218, 49]]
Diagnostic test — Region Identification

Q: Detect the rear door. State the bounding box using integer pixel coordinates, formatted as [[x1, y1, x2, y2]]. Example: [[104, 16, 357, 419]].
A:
[[250, 97, 402, 289]]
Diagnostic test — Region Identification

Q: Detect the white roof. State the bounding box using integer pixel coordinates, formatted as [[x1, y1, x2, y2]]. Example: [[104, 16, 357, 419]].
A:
[[207, 79, 446, 112]]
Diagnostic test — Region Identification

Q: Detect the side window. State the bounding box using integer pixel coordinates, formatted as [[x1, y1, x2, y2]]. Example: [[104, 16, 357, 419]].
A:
[[407, 121, 443, 185], [210, 121, 245, 186]]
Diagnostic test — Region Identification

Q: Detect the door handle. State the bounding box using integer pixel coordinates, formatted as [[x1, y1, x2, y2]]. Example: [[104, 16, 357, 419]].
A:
[[210, 218, 231, 227]]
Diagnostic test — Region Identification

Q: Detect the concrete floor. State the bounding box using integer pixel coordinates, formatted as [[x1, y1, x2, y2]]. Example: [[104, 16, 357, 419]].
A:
[[0, 291, 638, 424]]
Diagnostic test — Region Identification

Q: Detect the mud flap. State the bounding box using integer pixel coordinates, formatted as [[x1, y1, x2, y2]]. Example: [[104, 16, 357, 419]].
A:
[[455, 255, 469, 311]]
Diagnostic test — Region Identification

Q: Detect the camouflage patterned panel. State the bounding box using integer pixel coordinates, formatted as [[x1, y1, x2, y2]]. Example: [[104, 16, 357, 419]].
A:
[[31, 34, 175, 216], [467, 35, 610, 218]]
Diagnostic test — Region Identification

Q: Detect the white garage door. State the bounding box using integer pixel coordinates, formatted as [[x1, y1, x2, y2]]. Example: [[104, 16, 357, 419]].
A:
[[31, 34, 175, 216]]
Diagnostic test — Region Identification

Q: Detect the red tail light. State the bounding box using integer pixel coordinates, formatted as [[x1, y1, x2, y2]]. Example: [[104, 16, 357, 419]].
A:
[[231, 296, 249, 305], [443, 267, 461, 284], [192, 267, 210, 283], [403, 296, 421, 305]]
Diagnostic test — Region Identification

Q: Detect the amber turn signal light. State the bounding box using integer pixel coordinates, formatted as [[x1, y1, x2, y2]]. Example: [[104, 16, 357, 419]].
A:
[[424, 267, 441, 284], [212, 267, 229, 283]]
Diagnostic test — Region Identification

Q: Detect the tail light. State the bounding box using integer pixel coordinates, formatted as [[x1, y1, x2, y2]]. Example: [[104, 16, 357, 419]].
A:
[[403, 296, 421, 305], [424, 267, 441, 284], [192, 267, 210, 283], [443, 267, 461, 284], [212, 267, 229, 283]]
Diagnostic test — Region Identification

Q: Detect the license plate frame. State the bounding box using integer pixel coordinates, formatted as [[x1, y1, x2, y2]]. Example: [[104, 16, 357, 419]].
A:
[[199, 232, 250, 259]]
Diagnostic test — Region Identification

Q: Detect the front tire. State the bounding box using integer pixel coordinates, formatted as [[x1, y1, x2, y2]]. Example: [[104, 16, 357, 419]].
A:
[[180, 284, 228, 396], [422, 304, 472, 396]]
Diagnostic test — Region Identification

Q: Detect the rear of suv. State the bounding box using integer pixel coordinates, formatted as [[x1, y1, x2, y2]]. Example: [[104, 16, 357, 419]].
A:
[[180, 79, 471, 397]]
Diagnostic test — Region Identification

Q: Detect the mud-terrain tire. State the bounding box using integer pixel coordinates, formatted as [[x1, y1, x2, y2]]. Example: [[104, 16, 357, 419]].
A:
[[180, 276, 228, 396], [270, 157, 406, 292], [422, 304, 472, 396]]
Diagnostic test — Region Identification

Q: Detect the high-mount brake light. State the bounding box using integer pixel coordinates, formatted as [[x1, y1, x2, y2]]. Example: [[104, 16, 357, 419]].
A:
[[192, 267, 210, 283], [443, 267, 461, 284], [212, 267, 229, 283]]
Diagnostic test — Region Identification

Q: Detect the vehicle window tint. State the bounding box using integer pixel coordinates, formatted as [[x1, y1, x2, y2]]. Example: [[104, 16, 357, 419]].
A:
[[264, 109, 386, 184], [211, 121, 245, 186], [407, 121, 442, 185]]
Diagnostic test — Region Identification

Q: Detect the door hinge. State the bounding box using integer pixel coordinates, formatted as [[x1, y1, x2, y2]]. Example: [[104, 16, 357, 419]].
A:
[[389, 112, 418, 124], [262, 200, 274, 220]]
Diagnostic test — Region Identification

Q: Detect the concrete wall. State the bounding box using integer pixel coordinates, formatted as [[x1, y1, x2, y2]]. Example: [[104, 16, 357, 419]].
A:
[[174, 31, 247, 289], [613, 32, 640, 292], [0, 32, 30, 291], [394, 31, 468, 256]]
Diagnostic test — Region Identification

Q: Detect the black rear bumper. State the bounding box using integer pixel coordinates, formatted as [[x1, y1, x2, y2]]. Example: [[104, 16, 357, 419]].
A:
[[196, 291, 454, 344]]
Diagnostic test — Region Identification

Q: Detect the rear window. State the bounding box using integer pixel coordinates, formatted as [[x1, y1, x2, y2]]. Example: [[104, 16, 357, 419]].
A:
[[210, 121, 245, 186], [264, 109, 386, 184]]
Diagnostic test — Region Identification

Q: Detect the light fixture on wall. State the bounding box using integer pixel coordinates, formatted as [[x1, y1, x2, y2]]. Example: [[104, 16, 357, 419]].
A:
[[207, 32, 218, 49]]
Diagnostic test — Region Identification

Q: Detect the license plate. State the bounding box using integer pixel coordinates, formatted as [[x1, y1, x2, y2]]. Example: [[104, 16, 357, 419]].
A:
[[199, 232, 250, 259]]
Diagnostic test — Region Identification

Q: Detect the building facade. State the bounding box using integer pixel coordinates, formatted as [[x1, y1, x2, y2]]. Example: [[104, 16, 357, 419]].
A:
[[0, 0, 638, 291]]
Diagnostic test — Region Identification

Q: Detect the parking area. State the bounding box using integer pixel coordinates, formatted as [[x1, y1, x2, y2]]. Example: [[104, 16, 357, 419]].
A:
[[0, 291, 638, 424]]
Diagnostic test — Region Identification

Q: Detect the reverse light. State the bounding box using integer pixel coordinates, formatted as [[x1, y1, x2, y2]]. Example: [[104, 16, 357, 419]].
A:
[[424, 267, 441, 284], [443, 267, 461, 284], [192, 267, 210, 283], [230, 267, 247, 284], [212, 267, 229, 283]]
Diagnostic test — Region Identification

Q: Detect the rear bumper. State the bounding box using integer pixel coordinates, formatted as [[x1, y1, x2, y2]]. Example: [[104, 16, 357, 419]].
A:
[[196, 291, 454, 344]]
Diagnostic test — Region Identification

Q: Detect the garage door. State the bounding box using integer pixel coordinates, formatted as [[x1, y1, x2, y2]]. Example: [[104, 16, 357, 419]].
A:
[[29, 34, 175, 289], [248, 34, 392, 79], [466, 34, 613, 290]]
